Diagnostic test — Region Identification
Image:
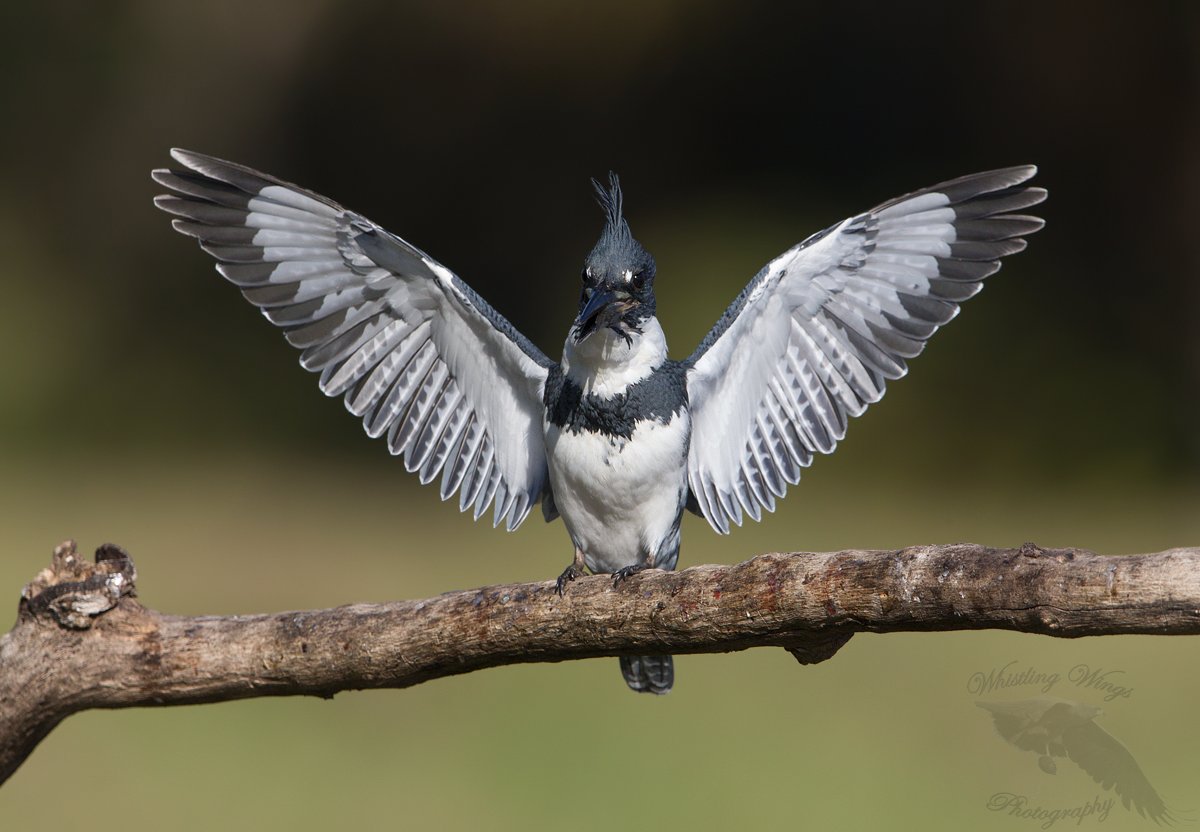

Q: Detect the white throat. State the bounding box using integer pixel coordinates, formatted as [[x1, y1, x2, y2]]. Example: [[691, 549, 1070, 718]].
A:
[[562, 316, 668, 399]]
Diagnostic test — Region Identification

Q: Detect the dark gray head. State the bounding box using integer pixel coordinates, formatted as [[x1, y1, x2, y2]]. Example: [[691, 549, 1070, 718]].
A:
[[572, 172, 656, 346]]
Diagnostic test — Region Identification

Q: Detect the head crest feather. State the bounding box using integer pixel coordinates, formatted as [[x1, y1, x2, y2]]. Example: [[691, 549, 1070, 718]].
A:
[[591, 171, 630, 243], [584, 171, 654, 283]]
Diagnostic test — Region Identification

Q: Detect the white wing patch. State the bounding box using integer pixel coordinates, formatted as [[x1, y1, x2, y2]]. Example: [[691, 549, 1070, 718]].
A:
[[154, 149, 552, 531], [686, 167, 1046, 533]]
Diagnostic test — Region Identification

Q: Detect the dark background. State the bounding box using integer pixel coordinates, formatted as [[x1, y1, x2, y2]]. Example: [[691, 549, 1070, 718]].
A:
[[2, 1, 1196, 474], [1, 3, 1197, 829]]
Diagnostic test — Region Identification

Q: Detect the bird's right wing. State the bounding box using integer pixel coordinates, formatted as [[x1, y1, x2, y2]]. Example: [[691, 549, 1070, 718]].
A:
[[154, 150, 553, 531]]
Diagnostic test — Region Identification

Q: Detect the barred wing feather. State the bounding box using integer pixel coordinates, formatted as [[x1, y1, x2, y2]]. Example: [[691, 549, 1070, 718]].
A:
[[685, 167, 1046, 533], [153, 149, 552, 531]]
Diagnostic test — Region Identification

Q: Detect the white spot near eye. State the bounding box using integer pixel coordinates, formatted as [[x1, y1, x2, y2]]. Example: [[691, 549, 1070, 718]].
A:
[[586, 267, 593, 278], [622, 269, 632, 283]]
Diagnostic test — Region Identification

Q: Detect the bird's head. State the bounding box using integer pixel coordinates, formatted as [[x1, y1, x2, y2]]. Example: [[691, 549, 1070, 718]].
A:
[[572, 172, 656, 346]]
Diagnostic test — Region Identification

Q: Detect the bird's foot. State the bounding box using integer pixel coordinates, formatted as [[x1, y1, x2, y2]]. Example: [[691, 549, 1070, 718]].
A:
[[611, 564, 647, 586], [555, 563, 586, 596]]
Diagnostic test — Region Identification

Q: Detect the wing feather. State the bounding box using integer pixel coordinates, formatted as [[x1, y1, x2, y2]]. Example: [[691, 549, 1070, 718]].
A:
[[422, 397, 471, 485], [686, 167, 1045, 533], [445, 415, 485, 503], [155, 150, 553, 530]]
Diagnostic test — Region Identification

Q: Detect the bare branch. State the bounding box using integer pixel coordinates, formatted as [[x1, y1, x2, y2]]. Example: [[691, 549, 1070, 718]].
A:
[[2, 539, 1198, 786]]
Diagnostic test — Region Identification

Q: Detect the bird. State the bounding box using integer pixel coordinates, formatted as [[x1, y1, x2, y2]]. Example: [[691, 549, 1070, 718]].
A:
[[977, 698, 1175, 823], [153, 150, 1045, 695]]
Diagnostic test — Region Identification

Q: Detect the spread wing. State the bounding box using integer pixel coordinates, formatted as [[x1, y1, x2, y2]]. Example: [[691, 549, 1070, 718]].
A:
[[685, 167, 1046, 533], [153, 149, 553, 531], [1062, 721, 1174, 824]]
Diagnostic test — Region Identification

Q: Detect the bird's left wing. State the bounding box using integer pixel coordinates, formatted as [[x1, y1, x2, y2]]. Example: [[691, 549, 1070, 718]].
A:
[[153, 150, 553, 531], [685, 168, 1046, 533], [1063, 720, 1173, 823]]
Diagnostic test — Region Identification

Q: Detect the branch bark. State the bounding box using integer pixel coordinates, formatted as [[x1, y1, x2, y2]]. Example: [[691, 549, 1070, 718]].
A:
[[3, 539, 1199, 786]]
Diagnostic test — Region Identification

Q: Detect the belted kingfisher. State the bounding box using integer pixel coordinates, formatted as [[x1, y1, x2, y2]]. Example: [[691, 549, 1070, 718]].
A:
[[154, 151, 1045, 694]]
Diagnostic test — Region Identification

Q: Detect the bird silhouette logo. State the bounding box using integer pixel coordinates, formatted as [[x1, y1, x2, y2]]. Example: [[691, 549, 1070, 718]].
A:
[[977, 698, 1178, 824]]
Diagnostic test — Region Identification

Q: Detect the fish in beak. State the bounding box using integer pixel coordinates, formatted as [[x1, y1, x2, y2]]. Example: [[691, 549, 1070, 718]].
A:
[[572, 287, 638, 345]]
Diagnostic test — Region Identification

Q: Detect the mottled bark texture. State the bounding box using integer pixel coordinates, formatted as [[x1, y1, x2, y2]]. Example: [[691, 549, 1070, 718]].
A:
[[2, 539, 1199, 785]]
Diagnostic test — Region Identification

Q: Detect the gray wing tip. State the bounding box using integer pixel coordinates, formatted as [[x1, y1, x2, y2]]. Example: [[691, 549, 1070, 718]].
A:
[[166, 149, 262, 183], [967, 163, 1038, 183], [1013, 214, 1047, 233], [936, 165, 1041, 199], [1005, 163, 1037, 181], [169, 217, 201, 237], [169, 147, 215, 169], [1022, 186, 1049, 208]]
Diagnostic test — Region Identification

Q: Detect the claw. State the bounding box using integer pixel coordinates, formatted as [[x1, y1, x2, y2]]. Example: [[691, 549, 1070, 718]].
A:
[[611, 564, 647, 586], [556, 548, 588, 596], [556, 563, 585, 596]]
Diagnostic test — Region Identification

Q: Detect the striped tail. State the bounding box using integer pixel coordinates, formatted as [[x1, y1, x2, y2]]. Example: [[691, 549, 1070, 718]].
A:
[[620, 655, 674, 694]]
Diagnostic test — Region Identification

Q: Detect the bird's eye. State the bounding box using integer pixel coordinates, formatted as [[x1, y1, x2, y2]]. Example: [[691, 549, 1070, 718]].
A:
[[631, 271, 646, 291], [581, 267, 592, 284]]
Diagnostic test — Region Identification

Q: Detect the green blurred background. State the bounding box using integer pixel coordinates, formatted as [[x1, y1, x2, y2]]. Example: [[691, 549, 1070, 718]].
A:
[[1, 2, 1197, 828]]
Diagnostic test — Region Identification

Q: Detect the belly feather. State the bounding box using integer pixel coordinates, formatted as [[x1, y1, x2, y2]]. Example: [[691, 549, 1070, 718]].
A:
[[544, 413, 689, 573]]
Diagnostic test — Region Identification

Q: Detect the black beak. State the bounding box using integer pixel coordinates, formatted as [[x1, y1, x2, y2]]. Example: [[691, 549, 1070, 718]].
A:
[[572, 288, 621, 344]]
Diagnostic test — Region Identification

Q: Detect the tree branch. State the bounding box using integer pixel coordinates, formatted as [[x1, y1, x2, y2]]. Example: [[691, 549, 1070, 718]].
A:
[[3, 539, 1199, 786]]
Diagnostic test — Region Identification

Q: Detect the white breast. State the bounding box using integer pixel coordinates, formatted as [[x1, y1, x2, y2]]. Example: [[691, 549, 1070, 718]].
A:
[[544, 411, 690, 574], [563, 317, 668, 399]]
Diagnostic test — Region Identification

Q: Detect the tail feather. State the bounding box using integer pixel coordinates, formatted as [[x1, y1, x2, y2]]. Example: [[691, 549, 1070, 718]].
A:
[[620, 655, 674, 694]]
